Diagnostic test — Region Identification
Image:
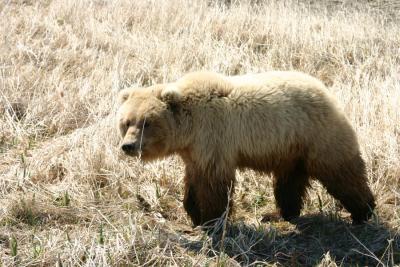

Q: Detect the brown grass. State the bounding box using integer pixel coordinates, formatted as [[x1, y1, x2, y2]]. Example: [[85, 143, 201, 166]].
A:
[[1, 0, 399, 266]]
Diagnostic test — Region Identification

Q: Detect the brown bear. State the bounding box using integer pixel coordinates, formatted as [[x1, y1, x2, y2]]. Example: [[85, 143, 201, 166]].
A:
[[117, 71, 375, 226]]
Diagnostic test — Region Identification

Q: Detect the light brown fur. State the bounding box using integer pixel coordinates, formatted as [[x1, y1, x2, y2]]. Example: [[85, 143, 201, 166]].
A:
[[117, 71, 375, 226]]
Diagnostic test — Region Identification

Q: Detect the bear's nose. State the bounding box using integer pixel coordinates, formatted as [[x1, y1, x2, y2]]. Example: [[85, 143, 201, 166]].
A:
[[121, 142, 136, 153]]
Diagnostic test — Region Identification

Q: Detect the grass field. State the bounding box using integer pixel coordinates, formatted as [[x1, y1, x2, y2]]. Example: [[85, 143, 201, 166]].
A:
[[1, 0, 399, 266]]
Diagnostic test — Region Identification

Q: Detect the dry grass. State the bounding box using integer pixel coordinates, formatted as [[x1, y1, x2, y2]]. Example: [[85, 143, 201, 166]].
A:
[[1, 0, 399, 266]]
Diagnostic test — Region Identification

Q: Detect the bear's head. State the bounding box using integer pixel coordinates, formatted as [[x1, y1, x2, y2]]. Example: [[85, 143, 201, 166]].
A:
[[116, 84, 185, 161]]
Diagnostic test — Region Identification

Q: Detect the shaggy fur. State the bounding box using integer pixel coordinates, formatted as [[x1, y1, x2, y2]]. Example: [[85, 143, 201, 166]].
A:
[[117, 71, 376, 226]]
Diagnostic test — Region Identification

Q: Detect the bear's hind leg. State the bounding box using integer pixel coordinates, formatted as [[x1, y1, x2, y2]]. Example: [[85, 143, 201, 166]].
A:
[[314, 153, 375, 224], [273, 159, 310, 221]]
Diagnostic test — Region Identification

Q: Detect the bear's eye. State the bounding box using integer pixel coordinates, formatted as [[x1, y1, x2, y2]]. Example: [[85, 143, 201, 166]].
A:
[[137, 119, 150, 129], [141, 120, 150, 129]]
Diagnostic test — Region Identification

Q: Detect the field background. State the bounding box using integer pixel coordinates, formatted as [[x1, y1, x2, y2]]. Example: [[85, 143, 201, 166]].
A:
[[1, 0, 399, 266]]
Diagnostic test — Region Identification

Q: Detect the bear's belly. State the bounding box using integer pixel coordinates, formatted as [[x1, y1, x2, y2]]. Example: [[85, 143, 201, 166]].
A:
[[236, 143, 306, 173], [237, 152, 279, 173]]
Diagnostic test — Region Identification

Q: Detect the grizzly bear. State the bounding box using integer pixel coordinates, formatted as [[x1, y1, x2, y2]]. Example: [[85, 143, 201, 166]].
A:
[[117, 71, 375, 226]]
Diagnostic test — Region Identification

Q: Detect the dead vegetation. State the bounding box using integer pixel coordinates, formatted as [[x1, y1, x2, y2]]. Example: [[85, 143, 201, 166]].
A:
[[0, 0, 399, 266]]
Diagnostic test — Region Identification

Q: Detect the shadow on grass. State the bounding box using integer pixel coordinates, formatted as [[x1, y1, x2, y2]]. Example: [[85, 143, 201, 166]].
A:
[[181, 214, 400, 266]]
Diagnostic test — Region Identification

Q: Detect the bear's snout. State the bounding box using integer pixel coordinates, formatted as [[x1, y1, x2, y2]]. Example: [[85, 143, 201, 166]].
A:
[[121, 142, 137, 155]]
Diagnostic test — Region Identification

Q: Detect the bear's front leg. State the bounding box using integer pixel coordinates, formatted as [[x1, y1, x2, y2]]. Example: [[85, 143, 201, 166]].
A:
[[183, 165, 235, 226], [183, 181, 201, 226]]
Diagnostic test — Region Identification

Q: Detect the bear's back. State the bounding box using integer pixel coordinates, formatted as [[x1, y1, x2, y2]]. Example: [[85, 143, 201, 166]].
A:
[[176, 71, 335, 109], [227, 71, 331, 101]]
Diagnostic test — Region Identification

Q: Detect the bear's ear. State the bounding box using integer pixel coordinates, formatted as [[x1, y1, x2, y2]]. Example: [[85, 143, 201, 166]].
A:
[[118, 88, 134, 105], [160, 84, 182, 112]]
